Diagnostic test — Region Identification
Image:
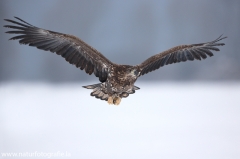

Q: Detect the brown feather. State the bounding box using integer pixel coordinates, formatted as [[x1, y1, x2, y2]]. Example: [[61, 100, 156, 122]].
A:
[[138, 35, 226, 76], [4, 17, 113, 82]]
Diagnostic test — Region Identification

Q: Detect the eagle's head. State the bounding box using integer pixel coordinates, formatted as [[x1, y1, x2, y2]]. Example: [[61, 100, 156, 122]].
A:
[[126, 67, 141, 78]]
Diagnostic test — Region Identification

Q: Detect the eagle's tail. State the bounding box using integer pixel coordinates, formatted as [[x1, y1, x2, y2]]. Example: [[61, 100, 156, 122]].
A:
[[83, 83, 109, 101], [83, 83, 140, 102]]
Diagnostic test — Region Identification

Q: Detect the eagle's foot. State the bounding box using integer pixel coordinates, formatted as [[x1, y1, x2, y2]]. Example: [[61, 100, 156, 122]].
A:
[[108, 96, 114, 105], [108, 96, 121, 105], [113, 97, 121, 105]]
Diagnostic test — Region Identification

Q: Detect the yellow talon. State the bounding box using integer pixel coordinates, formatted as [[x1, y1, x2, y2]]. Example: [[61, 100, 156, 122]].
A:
[[113, 97, 121, 105], [108, 96, 114, 105]]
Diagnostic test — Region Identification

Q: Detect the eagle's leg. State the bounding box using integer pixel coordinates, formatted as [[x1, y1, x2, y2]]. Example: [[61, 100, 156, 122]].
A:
[[108, 96, 114, 105], [113, 97, 121, 105]]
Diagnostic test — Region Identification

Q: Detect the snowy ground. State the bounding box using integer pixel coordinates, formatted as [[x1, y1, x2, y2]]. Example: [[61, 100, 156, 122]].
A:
[[0, 82, 240, 159]]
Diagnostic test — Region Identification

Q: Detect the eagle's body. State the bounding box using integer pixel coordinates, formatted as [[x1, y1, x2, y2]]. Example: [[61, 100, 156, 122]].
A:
[[4, 17, 227, 105], [83, 65, 140, 105]]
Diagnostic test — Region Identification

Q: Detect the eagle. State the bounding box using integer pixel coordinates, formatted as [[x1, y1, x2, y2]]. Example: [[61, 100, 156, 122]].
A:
[[4, 17, 226, 105]]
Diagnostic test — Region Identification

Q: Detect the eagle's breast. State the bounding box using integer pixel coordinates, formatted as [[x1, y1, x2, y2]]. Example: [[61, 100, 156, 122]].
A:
[[106, 65, 139, 94]]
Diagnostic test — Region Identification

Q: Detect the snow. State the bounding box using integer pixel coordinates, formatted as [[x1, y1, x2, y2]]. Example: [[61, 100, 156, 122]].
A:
[[0, 82, 240, 159]]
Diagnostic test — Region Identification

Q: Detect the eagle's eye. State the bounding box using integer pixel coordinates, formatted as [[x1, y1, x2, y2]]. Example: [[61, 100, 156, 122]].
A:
[[133, 70, 139, 76]]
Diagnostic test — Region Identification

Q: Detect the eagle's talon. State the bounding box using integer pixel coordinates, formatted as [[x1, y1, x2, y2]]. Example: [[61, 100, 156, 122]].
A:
[[113, 97, 121, 105], [108, 96, 114, 105]]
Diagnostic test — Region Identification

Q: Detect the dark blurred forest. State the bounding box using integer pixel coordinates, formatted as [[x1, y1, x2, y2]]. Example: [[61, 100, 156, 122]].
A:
[[1, 0, 239, 83]]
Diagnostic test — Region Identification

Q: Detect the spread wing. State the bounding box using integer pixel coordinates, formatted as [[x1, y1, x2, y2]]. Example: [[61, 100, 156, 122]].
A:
[[4, 17, 113, 82], [138, 35, 227, 76]]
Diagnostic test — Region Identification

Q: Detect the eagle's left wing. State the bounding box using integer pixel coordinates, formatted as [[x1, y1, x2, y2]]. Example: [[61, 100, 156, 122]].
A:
[[4, 17, 114, 82], [138, 35, 227, 76]]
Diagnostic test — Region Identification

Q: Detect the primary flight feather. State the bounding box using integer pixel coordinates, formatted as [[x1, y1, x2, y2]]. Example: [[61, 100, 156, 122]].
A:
[[4, 17, 227, 105]]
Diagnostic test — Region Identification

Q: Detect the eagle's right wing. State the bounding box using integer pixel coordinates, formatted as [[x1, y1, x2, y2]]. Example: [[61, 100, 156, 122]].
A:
[[4, 17, 113, 82], [138, 35, 227, 76]]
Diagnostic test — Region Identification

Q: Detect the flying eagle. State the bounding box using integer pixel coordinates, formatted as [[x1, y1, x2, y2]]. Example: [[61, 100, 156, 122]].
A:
[[4, 17, 226, 105]]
